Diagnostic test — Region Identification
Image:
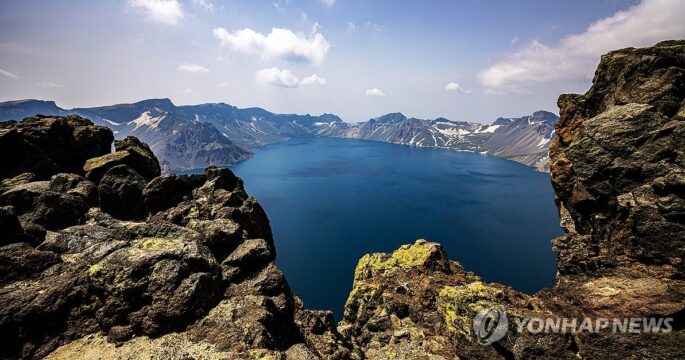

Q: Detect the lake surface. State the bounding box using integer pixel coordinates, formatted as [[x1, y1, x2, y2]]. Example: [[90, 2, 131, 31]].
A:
[[189, 137, 563, 318]]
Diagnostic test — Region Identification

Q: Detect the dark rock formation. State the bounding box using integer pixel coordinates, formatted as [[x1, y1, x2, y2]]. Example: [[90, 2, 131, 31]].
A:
[[97, 165, 147, 220], [0, 115, 113, 180], [0, 116, 353, 360]]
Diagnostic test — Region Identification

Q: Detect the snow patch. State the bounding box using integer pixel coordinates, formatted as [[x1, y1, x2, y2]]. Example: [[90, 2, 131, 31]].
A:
[[130, 111, 165, 131], [477, 125, 500, 133], [536, 136, 551, 148]]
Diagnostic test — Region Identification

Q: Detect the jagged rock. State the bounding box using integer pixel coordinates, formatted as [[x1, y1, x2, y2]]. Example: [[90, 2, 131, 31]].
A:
[[0, 115, 112, 180], [0, 172, 35, 193], [338, 239, 574, 359], [551, 40, 685, 279], [83, 136, 161, 185], [97, 165, 147, 220], [114, 136, 161, 181], [0, 117, 351, 359], [143, 173, 204, 214], [83, 150, 133, 184], [0, 174, 93, 232], [0, 243, 61, 285]]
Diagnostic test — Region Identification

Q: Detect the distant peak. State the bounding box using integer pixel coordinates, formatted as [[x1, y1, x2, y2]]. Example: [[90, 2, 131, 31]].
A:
[[373, 112, 407, 123], [0, 99, 58, 107], [532, 110, 558, 118], [134, 98, 175, 109]]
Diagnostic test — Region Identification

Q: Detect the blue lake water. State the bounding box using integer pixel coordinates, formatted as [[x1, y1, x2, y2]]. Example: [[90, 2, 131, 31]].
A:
[[187, 137, 563, 319]]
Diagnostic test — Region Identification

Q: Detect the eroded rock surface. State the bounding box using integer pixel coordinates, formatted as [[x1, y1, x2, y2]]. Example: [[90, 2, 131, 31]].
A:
[[0, 116, 353, 359]]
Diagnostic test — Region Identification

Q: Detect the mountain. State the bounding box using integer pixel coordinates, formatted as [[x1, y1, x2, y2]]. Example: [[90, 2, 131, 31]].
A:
[[0, 98, 557, 172], [328, 110, 558, 171]]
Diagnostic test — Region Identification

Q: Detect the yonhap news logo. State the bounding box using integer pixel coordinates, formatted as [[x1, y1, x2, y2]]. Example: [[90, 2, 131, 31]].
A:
[[472, 307, 509, 345], [472, 306, 674, 346]]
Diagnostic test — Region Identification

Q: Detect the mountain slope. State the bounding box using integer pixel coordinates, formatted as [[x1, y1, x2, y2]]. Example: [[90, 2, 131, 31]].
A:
[[0, 99, 557, 172], [328, 111, 558, 171]]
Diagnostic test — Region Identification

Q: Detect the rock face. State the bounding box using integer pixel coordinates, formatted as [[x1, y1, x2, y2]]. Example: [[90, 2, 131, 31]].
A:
[[337, 40, 685, 359], [550, 40, 685, 279], [0, 116, 353, 359]]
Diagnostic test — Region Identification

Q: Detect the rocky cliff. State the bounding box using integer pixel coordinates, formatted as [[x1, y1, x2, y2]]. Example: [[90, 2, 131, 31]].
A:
[[0, 40, 683, 359], [0, 115, 352, 359], [337, 40, 685, 359]]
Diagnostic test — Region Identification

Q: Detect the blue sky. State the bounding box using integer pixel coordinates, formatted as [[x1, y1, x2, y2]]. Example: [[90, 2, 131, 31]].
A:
[[0, 0, 683, 123]]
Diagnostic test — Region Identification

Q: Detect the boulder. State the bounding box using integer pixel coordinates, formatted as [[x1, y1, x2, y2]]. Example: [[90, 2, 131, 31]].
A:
[[83, 151, 132, 184], [143, 174, 204, 214], [0, 115, 113, 180], [97, 165, 147, 220], [114, 136, 161, 180], [0, 176, 92, 232]]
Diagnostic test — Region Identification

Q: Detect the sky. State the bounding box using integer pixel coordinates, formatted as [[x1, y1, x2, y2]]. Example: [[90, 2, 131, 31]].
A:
[[0, 0, 684, 123]]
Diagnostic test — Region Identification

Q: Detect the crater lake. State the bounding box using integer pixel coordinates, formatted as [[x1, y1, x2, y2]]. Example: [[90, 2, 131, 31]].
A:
[[183, 136, 563, 318]]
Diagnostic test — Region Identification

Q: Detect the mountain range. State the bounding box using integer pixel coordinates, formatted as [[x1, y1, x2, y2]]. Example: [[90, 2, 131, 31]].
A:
[[0, 99, 558, 172]]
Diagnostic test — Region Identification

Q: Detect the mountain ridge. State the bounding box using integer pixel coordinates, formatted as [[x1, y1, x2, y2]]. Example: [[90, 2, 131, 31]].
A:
[[0, 98, 558, 172]]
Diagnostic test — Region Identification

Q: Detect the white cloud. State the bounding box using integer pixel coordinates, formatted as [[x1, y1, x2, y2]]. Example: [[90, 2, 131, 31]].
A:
[[365, 88, 386, 97], [478, 0, 685, 93], [128, 0, 183, 25], [213, 26, 331, 65], [320, 0, 336, 7], [217, 81, 230, 88], [365, 21, 382, 32], [445, 82, 472, 94], [346, 22, 357, 33], [37, 81, 63, 88], [0, 69, 18, 79], [192, 0, 214, 12], [300, 74, 326, 85], [178, 63, 210, 73], [255, 67, 326, 88]]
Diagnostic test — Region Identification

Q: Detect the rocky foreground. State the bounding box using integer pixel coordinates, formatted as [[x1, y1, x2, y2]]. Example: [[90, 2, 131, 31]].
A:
[[1, 40, 684, 359]]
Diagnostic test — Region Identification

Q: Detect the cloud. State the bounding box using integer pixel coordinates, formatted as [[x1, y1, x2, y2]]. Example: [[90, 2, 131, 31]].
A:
[[217, 81, 230, 88], [178, 63, 210, 73], [37, 81, 63, 88], [346, 22, 357, 33], [445, 82, 472, 94], [478, 0, 685, 93], [300, 74, 326, 85], [320, 0, 336, 7], [365, 88, 386, 97], [213, 26, 331, 65], [0, 69, 18, 79], [192, 0, 214, 12], [255, 67, 326, 88], [128, 0, 183, 25], [365, 21, 382, 33]]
